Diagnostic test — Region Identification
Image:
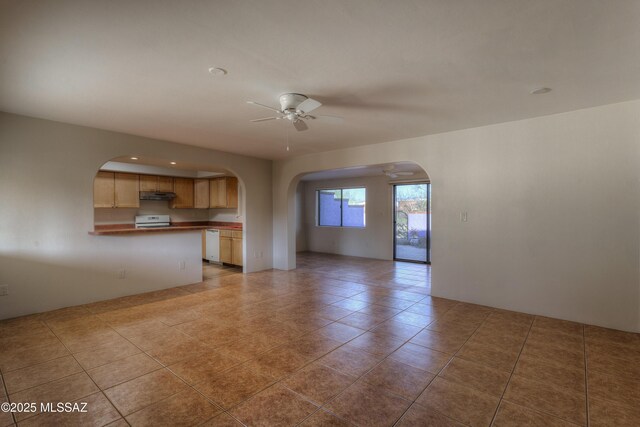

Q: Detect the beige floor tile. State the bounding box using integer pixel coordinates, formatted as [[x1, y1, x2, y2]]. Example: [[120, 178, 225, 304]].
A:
[[168, 351, 239, 385], [194, 365, 275, 409], [389, 342, 451, 374], [439, 357, 511, 397], [17, 392, 121, 427], [588, 370, 640, 409], [318, 345, 383, 377], [503, 375, 586, 425], [298, 409, 351, 426], [589, 397, 640, 427], [3, 254, 638, 427], [282, 363, 356, 404], [199, 412, 244, 426], [88, 353, 161, 389], [493, 400, 580, 427], [396, 404, 465, 427], [315, 322, 365, 342], [361, 358, 434, 400], [230, 384, 318, 426], [9, 373, 99, 422], [514, 354, 585, 393], [103, 369, 188, 415], [3, 356, 82, 394], [325, 381, 411, 427], [410, 328, 470, 354], [416, 376, 499, 427], [73, 338, 141, 370], [125, 388, 222, 426]]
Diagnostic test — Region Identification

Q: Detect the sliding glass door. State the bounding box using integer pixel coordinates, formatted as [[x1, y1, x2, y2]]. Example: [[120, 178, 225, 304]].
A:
[[393, 183, 430, 263]]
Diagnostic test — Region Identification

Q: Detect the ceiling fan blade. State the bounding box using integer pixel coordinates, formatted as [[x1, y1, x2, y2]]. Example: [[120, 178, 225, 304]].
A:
[[314, 114, 344, 124], [297, 98, 322, 113], [247, 101, 282, 113], [250, 117, 281, 122], [293, 119, 308, 131]]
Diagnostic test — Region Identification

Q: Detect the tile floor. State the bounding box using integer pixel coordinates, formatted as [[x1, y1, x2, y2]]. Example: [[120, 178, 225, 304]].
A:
[[0, 252, 639, 426]]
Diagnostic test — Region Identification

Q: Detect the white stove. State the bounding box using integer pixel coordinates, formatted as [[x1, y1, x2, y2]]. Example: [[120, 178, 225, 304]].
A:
[[135, 215, 171, 228]]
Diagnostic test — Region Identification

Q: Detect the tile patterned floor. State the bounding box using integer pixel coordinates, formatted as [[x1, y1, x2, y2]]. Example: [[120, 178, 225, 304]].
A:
[[0, 252, 639, 426]]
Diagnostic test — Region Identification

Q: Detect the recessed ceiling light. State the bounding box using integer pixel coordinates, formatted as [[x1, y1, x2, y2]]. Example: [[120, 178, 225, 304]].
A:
[[130, 157, 138, 160], [170, 161, 177, 165], [530, 87, 552, 95], [208, 67, 227, 76]]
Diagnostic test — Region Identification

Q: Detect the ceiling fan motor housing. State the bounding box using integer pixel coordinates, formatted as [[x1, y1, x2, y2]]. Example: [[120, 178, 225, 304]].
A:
[[279, 93, 308, 112]]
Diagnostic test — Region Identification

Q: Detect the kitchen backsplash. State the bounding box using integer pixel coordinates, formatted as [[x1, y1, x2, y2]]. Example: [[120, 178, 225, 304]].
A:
[[94, 200, 240, 224]]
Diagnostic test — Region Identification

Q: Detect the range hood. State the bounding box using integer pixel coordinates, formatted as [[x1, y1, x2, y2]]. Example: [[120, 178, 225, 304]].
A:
[[139, 191, 177, 201]]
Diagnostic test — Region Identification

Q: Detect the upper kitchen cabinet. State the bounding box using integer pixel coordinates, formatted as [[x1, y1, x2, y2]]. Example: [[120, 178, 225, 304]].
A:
[[93, 172, 139, 208], [171, 177, 194, 208], [209, 177, 238, 208], [94, 171, 115, 208], [114, 173, 140, 208], [139, 175, 174, 192], [194, 179, 210, 209]]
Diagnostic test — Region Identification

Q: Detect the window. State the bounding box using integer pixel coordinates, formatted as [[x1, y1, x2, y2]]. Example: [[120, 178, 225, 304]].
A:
[[317, 188, 366, 227]]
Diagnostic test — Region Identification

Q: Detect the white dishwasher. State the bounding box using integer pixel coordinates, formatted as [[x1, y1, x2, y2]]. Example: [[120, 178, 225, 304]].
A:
[[205, 229, 220, 263]]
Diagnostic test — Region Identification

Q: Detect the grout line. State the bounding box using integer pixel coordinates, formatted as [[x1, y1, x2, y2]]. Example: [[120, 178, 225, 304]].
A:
[[488, 316, 535, 426], [38, 320, 130, 425], [583, 325, 589, 427], [0, 369, 18, 426]]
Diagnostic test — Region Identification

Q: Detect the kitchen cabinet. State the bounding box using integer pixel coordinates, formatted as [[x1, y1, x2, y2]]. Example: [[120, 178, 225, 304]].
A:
[[140, 175, 174, 192], [194, 179, 210, 209], [114, 173, 140, 208], [209, 177, 238, 208], [219, 230, 242, 266], [219, 232, 233, 264], [94, 171, 115, 208], [171, 178, 194, 208], [93, 172, 139, 208], [231, 230, 243, 266]]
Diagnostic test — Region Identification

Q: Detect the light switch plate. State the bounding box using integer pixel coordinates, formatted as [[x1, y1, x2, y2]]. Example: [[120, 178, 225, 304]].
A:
[[0, 285, 8, 296]]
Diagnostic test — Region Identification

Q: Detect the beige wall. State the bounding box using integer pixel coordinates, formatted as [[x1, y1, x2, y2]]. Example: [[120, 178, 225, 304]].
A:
[[0, 112, 272, 319], [273, 100, 640, 332]]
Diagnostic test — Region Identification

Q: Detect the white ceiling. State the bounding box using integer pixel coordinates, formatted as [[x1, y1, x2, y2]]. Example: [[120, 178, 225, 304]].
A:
[[301, 162, 427, 181], [1, 0, 639, 160]]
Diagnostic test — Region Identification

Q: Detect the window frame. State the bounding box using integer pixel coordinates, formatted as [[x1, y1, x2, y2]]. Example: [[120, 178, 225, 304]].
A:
[[316, 187, 367, 228]]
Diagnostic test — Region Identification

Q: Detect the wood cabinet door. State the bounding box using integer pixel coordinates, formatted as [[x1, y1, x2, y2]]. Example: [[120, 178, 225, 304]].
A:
[[171, 178, 194, 208], [217, 178, 227, 207], [157, 176, 174, 192], [232, 237, 243, 266], [139, 175, 158, 192], [220, 237, 232, 264], [194, 179, 210, 209], [94, 171, 115, 208], [114, 173, 139, 208], [209, 178, 219, 208], [226, 177, 238, 208]]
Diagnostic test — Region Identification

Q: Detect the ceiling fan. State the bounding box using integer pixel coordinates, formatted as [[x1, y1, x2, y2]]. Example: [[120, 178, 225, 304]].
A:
[[383, 165, 415, 179], [247, 93, 343, 131]]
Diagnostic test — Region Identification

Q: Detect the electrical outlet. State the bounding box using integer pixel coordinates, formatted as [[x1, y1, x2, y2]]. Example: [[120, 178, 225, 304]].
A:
[[0, 285, 8, 296], [179, 260, 186, 271], [118, 269, 126, 279]]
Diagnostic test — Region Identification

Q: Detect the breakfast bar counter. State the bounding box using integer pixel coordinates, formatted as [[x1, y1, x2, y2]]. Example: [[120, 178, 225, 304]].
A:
[[89, 221, 242, 235]]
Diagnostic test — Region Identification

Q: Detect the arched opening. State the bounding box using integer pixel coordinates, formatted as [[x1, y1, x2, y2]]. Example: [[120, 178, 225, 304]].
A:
[[91, 155, 247, 286], [290, 161, 431, 290]]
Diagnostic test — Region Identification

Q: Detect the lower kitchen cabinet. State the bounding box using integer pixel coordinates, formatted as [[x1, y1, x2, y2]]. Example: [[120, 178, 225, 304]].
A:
[[219, 230, 242, 266]]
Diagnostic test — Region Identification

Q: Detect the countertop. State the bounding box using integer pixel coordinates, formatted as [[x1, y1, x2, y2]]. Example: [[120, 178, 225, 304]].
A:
[[89, 221, 242, 235]]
